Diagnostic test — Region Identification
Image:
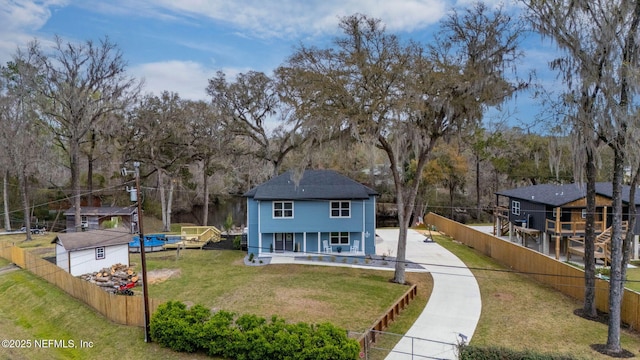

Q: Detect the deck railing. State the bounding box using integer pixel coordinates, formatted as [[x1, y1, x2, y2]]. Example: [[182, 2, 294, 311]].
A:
[[545, 219, 604, 235]]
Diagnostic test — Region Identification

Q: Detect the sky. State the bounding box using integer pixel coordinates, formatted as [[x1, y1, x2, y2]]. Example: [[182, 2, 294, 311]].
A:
[[0, 0, 560, 131]]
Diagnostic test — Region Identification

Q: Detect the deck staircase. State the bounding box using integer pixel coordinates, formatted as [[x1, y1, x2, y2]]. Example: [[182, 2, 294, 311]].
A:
[[567, 221, 628, 266]]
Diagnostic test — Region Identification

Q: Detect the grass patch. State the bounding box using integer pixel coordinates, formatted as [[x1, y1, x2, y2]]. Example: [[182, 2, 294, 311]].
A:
[[0, 227, 432, 359], [133, 249, 422, 333], [434, 235, 640, 359], [0, 269, 211, 360]]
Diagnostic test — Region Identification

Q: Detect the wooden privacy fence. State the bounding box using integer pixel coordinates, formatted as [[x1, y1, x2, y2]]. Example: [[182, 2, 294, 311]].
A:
[[357, 284, 418, 348], [0, 243, 162, 327], [425, 212, 640, 330]]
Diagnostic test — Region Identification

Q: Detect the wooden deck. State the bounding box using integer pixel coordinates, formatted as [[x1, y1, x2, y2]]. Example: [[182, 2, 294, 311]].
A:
[[162, 226, 221, 250]]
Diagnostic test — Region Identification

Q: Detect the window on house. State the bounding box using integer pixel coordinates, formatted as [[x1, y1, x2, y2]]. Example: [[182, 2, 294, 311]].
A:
[[81, 215, 88, 228], [330, 232, 349, 245], [552, 208, 562, 218], [95, 247, 105, 260], [582, 209, 587, 219], [330, 201, 351, 218], [273, 201, 293, 218], [511, 201, 520, 215]]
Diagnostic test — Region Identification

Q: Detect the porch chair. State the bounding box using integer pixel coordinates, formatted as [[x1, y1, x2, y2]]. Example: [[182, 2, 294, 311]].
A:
[[350, 240, 360, 253], [322, 240, 332, 253]]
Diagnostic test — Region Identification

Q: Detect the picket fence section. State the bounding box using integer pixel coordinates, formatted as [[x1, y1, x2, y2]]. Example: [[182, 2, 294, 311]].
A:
[[0, 243, 161, 327]]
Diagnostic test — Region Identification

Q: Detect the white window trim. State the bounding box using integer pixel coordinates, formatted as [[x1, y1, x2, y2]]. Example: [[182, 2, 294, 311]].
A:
[[581, 209, 586, 219], [552, 208, 562, 218], [273, 201, 294, 219], [330, 200, 351, 218], [330, 231, 350, 245], [511, 201, 520, 216], [95, 246, 105, 260]]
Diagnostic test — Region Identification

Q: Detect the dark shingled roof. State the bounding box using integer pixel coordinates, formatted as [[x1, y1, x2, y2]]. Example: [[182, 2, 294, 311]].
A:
[[243, 169, 378, 200], [52, 228, 132, 251], [495, 182, 640, 206], [63, 206, 137, 216]]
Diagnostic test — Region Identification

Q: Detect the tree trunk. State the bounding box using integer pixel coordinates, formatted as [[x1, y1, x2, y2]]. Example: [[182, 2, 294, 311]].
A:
[[71, 140, 82, 231], [202, 169, 210, 226], [158, 169, 168, 232], [20, 171, 31, 241], [3, 171, 11, 231], [166, 178, 174, 232], [86, 130, 96, 207], [583, 148, 597, 317], [393, 193, 408, 284], [606, 146, 625, 353], [476, 154, 481, 221]]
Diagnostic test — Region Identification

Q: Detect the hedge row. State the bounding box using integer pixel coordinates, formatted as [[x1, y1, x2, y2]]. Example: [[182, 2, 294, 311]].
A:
[[458, 345, 578, 360], [150, 301, 361, 359]]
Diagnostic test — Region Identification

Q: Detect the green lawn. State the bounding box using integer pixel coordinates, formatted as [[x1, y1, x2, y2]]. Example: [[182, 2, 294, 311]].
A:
[[435, 234, 640, 359], [134, 249, 427, 333], [0, 232, 430, 359], [5, 226, 640, 359]]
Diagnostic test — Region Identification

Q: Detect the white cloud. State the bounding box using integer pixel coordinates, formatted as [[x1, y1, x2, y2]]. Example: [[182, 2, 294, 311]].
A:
[[130, 60, 248, 100], [107, 0, 449, 38]]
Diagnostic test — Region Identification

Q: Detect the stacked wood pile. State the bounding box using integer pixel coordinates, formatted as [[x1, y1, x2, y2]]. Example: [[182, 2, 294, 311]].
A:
[[79, 263, 139, 294]]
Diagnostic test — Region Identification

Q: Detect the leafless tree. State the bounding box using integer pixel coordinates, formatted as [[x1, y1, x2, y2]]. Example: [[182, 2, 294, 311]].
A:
[[525, 0, 640, 354], [24, 36, 140, 231], [207, 71, 308, 177], [125, 91, 196, 232], [278, 7, 525, 283], [0, 59, 51, 239], [187, 100, 233, 225]]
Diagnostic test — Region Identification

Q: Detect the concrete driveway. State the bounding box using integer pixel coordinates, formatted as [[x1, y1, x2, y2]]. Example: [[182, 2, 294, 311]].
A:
[[375, 228, 481, 360]]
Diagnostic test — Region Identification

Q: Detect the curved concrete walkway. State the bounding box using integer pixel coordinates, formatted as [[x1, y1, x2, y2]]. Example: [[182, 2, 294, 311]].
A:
[[375, 228, 481, 360]]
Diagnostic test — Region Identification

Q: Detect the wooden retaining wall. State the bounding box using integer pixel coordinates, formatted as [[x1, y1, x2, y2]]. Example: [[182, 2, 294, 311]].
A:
[[425, 212, 640, 330], [0, 243, 162, 327], [358, 284, 418, 348]]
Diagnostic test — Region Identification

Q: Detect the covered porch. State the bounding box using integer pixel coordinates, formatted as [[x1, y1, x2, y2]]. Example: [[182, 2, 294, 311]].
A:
[[256, 231, 370, 256]]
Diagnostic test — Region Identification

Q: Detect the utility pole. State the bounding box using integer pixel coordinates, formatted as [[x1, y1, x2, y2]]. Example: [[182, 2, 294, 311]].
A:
[[124, 162, 150, 342]]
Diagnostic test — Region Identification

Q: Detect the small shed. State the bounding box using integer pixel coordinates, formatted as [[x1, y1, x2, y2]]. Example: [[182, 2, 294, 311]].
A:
[[63, 206, 138, 233], [52, 228, 132, 276]]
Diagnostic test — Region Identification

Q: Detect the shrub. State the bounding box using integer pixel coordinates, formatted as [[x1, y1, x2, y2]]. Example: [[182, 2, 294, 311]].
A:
[[248, 253, 255, 262], [233, 235, 242, 250], [458, 345, 578, 360], [150, 301, 210, 353], [151, 301, 361, 359]]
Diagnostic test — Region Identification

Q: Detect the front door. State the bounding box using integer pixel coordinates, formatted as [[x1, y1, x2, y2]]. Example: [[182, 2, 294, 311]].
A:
[[274, 233, 294, 252]]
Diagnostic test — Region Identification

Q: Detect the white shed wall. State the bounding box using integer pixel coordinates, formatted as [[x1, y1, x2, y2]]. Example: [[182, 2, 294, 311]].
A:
[[67, 244, 129, 276], [55, 243, 69, 273]]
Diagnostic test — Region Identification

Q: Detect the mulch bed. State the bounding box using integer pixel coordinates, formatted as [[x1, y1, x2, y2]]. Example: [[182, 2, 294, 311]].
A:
[[574, 308, 635, 358]]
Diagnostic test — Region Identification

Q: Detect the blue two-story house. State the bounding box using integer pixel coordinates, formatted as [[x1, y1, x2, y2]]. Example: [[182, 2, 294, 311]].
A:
[[243, 169, 378, 256]]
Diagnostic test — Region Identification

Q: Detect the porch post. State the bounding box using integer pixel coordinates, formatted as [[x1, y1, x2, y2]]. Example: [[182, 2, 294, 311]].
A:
[[318, 232, 321, 254], [634, 235, 639, 260], [257, 200, 261, 255], [542, 232, 549, 255], [303, 232, 307, 253], [362, 199, 366, 253], [509, 222, 514, 242], [555, 207, 561, 259]]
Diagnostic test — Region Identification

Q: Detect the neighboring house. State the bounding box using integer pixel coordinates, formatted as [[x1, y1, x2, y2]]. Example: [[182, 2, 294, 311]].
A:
[[495, 182, 640, 260], [243, 169, 378, 256], [63, 206, 138, 233], [52, 228, 132, 276]]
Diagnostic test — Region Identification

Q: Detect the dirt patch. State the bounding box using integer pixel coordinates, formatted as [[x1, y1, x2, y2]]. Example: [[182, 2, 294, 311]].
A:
[[493, 292, 514, 301], [147, 268, 181, 285]]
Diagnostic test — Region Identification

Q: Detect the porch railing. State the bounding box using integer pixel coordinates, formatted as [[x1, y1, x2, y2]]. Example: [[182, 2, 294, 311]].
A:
[[544, 219, 604, 236]]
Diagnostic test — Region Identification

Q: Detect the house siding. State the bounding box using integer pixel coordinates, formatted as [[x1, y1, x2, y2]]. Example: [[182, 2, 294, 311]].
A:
[[246, 197, 376, 255]]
